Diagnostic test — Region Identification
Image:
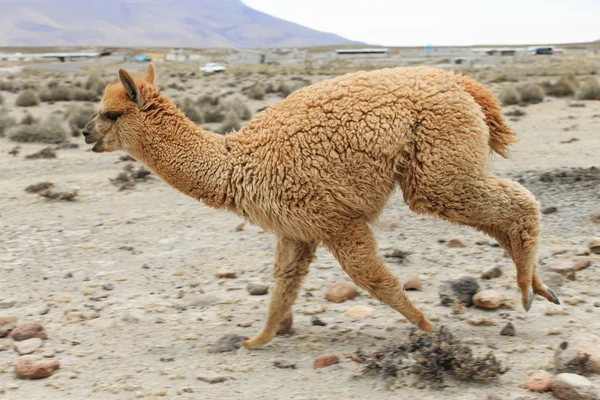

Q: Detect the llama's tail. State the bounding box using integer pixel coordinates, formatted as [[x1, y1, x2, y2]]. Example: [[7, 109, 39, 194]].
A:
[[454, 73, 518, 158]]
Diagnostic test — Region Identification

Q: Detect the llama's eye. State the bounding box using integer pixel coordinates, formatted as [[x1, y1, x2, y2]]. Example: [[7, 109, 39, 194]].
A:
[[104, 111, 122, 121]]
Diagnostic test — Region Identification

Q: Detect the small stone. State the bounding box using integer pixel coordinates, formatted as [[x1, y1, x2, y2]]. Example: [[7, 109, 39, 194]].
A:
[[466, 316, 493, 326], [590, 207, 600, 224], [102, 283, 115, 291], [273, 358, 296, 369], [573, 257, 591, 271], [383, 249, 409, 263], [482, 266, 503, 280], [594, 302, 600, 308], [473, 290, 505, 309], [10, 323, 48, 341], [14, 338, 44, 355], [548, 260, 576, 275], [0, 315, 18, 324], [38, 306, 50, 316], [543, 272, 566, 288], [546, 306, 569, 316], [344, 306, 375, 319], [542, 205, 558, 215], [237, 321, 252, 327], [403, 274, 422, 291], [314, 354, 339, 369], [500, 322, 515, 336], [551, 373, 598, 400], [0, 324, 15, 338], [0, 299, 16, 309], [196, 371, 231, 384], [311, 316, 327, 326], [555, 334, 600, 374], [207, 334, 245, 354], [235, 222, 246, 232], [247, 283, 269, 296], [14, 356, 60, 379], [178, 294, 217, 309], [160, 356, 175, 362], [277, 311, 293, 334], [448, 236, 466, 248], [216, 268, 236, 279], [549, 328, 562, 335], [588, 238, 600, 255], [439, 276, 480, 306], [525, 370, 554, 392], [325, 281, 357, 303]]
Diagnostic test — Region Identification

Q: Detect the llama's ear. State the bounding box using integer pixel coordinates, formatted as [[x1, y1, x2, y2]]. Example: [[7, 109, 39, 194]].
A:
[[143, 63, 155, 85], [119, 68, 141, 107]]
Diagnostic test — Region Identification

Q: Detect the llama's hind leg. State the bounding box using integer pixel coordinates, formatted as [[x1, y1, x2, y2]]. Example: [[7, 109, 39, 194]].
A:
[[243, 237, 317, 349], [423, 175, 559, 310], [324, 219, 432, 332], [476, 221, 559, 308]]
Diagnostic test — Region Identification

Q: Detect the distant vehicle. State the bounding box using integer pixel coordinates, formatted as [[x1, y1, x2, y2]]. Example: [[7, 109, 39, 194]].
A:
[[136, 55, 152, 62], [200, 63, 226, 73]]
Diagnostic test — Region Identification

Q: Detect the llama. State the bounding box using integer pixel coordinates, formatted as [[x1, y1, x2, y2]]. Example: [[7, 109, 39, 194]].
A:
[[83, 64, 560, 349]]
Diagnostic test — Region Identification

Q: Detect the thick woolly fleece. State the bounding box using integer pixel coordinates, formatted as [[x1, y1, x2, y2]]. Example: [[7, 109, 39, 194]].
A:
[[93, 65, 559, 349]]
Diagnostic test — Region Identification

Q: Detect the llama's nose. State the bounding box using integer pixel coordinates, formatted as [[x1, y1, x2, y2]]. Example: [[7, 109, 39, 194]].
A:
[[82, 128, 91, 137]]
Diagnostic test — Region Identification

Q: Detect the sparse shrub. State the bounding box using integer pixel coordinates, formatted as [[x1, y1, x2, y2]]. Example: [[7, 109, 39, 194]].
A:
[[15, 90, 40, 107], [47, 86, 73, 102], [545, 76, 577, 97], [20, 113, 37, 125], [203, 104, 226, 123], [499, 85, 521, 106], [247, 82, 266, 100], [225, 97, 252, 120], [576, 77, 600, 100], [71, 88, 98, 102], [0, 93, 4, 105], [176, 97, 203, 123], [517, 84, 544, 104], [67, 105, 95, 136], [9, 115, 68, 143], [0, 109, 17, 137], [197, 94, 220, 107], [278, 82, 295, 97], [505, 108, 526, 117], [218, 108, 242, 134], [0, 81, 19, 92], [85, 71, 106, 96], [265, 82, 276, 93], [167, 82, 186, 91]]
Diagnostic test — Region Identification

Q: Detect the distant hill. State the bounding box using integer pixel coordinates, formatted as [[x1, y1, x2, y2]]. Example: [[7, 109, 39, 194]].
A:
[[0, 0, 359, 48]]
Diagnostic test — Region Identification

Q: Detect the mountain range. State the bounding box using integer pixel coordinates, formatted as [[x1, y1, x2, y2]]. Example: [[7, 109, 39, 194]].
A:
[[0, 0, 358, 48]]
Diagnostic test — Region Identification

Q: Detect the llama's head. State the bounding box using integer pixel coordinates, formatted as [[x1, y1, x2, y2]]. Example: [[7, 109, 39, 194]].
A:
[[82, 64, 155, 154]]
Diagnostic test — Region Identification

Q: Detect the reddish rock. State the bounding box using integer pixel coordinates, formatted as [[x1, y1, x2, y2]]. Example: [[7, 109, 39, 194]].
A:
[[9, 323, 48, 341], [277, 311, 293, 335], [573, 257, 591, 271], [0, 324, 15, 338], [472, 290, 505, 309], [0, 315, 18, 324], [216, 268, 236, 279], [525, 370, 554, 392], [14, 356, 60, 379], [482, 266, 503, 280], [235, 222, 245, 232], [314, 354, 339, 369], [403, 274, 422, 291], [325, 281, 357, 303], [588, 238, 600, 255], [448, 236, 466, 248], [344, 306, 375, 319]]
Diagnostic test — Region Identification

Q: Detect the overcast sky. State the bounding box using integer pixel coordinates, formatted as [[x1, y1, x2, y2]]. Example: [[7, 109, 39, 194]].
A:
[[243, 0, 599, 47]]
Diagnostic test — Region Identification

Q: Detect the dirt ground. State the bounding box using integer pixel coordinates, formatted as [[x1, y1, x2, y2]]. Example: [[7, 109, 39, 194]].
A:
[[0, 63, 599, 400]]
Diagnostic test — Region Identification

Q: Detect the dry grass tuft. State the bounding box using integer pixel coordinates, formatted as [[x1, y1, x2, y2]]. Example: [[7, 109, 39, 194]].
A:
[[15, 90, 40, 107]]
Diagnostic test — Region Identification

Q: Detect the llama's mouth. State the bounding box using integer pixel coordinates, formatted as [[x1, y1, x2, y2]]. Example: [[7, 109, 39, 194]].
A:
[[91, 141, 104, 152], [84, 136, 99, 144]]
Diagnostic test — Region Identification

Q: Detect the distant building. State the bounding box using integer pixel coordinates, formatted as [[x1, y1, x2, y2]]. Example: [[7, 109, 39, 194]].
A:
[[335, 48, 388, 55]]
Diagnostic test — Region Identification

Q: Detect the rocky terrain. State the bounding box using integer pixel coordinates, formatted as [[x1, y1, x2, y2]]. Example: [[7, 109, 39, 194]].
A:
[[0, 61, 599, 399]]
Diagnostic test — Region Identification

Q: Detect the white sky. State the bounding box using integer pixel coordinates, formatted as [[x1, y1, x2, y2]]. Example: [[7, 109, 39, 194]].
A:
[[242, 0, 599, 47]]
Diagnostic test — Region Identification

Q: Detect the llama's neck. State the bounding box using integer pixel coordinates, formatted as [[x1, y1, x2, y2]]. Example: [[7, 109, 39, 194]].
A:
[[135, 109, 236, 211]]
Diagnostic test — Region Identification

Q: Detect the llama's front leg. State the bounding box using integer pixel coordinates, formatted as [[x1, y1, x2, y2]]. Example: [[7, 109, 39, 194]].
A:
[[243, 237, 317, 349]]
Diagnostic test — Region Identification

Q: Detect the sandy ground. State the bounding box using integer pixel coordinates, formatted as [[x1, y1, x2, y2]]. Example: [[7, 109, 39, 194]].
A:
[[0, 68, 599, 400]]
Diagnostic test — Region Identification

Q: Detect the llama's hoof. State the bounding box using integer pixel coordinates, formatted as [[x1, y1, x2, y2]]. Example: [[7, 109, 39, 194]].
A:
[[418, 318, 434, 332], [242, 333, 273, 349], [523, 288, 534, 312], [546, 286, 560, 305]]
